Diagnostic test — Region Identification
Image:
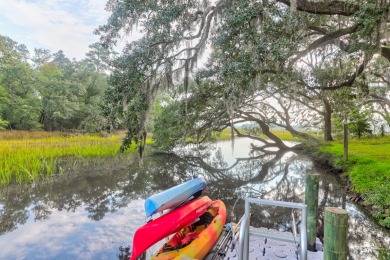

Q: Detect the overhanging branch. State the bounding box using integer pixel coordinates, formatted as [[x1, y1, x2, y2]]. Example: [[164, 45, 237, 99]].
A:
[[277, 0, 360, 16], [290, 23, 361, 65]]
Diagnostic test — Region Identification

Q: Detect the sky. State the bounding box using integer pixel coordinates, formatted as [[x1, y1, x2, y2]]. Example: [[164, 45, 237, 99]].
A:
[[0, 0, 113, 60]]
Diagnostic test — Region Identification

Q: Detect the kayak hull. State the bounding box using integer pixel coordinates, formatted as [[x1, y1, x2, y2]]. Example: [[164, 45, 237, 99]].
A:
[[151, 200, 227, 260], [144, 178, 207, 217], [130, 196, 213, 260]]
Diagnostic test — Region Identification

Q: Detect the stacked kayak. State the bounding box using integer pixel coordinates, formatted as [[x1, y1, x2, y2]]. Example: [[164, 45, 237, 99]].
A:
[[129, 178, 227, 260], [151, 198, 226, 260], [144, 177, 207, 217]]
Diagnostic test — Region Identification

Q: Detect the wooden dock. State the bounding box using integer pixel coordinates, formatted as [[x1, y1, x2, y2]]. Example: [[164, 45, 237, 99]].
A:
[[204, 201, 348, 260], [221, 227, 324, 260], [214, 174, 348, 260]]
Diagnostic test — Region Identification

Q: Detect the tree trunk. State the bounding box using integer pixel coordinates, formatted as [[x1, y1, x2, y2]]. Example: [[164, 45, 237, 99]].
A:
[[343, 119, 348, 162], [323, 98, 334, 142], [240, 112, 294, 150], [285, 124, 317, 141], [256, 118, 291, 149]]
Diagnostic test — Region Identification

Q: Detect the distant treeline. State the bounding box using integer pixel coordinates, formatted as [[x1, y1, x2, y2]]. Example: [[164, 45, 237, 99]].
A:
[[0, 35, 117, 132]]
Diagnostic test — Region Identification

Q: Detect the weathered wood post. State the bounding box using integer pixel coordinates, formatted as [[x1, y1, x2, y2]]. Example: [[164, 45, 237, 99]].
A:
[[305, 173, 320, 251], [324, 207, 348, 260]]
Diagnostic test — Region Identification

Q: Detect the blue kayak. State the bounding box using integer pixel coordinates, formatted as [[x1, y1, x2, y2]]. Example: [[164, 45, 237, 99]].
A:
[[144, 178, 207, 217]]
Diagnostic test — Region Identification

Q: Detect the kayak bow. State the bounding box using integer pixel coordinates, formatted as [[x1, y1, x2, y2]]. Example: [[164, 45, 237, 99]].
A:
[[130, 196, 213, 260]]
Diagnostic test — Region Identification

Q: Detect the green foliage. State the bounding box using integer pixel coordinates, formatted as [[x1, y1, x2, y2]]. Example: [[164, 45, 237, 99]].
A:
[[84, 43, 115, 73], [1, 62, 42, 130], [350, 161, 390, 228], [348, 108, 372, 138], [103, 52, 147, 151], [8, 96, 42, 130], [151, 100, 185, 151], [96, 1, 390, 158], [0, 34, 112, 133], [150, 80, 232, 151], [0, 85, 8, 130], [37, 60, 109, 132], [321, 137, 390, 228], [356, 3, 385, 38], [212, 0, 301, 93], [371, 247, 390, 260], [331, 114, 344, 139], [0, 120, 7, 130], [0, 35, 28, 65]]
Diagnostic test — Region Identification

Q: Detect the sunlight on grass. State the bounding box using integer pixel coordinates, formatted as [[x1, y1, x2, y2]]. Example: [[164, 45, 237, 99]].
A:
[[321, 136, 390, 228], [269, 129, 301, 141], [214, 128, 302, 141], [0, 131, 135, 184], [329, 136, 390, 160]]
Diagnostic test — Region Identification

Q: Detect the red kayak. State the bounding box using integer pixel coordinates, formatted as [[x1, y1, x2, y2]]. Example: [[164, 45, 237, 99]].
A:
[[151, 199, 227, 259], [130, 196, 213, 260]]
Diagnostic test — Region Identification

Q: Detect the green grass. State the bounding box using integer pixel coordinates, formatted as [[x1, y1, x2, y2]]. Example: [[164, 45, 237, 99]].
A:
[[321, 136, 390, 228], [268, 129, 302, 141], [0, 131, 137, 184], [214, 129, 234, 141]]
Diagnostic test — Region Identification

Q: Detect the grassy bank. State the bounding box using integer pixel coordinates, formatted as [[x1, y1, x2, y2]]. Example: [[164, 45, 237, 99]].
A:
[[320, 136, 390, 228], [0, 131, 136, 184]]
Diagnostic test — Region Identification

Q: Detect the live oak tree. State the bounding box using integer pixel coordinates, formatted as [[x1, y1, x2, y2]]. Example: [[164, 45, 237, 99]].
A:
[[363, 55, 390, 127], [97, 0, 390, 156]]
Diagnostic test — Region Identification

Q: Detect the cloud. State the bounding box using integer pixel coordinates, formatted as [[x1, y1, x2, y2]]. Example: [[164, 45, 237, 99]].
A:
[[0, 0, 109, 60], [0, 199, 164, 259]]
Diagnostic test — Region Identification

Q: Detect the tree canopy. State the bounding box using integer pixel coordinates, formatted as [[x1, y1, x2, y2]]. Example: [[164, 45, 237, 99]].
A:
[[0, 35, 115, 132], [96, 0, 390, 156]]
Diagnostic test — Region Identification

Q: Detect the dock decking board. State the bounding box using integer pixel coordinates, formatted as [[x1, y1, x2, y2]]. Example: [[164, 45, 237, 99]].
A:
[[223, 227, 324, 260]]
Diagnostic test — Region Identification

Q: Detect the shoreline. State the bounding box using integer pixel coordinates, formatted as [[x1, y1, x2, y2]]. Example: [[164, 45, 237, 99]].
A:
[[306, 142, 390, 230]]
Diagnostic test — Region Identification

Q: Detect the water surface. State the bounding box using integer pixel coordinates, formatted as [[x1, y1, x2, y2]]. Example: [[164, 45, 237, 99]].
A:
[[0, 138, 388, 259]]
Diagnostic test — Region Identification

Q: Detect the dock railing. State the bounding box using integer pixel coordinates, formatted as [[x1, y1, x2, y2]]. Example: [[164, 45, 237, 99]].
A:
[[238, 198, 308, 260]]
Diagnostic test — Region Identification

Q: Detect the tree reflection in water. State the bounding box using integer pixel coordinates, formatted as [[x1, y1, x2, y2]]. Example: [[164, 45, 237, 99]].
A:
[[169, 144, 308, 230], [0, 139, 388, 259]]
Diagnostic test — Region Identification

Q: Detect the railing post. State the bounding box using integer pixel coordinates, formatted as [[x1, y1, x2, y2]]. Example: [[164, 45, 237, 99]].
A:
[[324, 207, 348, 260], [300, 205, 307, 260], [239, 198, 308, 260], [238, 214, 248, 260], [243, 199, 250, 260], [305, 173, 320, 251]]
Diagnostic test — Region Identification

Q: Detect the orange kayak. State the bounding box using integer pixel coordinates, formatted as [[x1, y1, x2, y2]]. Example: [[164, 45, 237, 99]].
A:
[[130, 196, 214, 260], [151, 199, 227, 260]]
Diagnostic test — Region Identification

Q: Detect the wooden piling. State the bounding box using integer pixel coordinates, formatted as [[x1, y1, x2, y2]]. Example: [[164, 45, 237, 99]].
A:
[[324, 207, 348, 260], [304, 173, 319, 251]]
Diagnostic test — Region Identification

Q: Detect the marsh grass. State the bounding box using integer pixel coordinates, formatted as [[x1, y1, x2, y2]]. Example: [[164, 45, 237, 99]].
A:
[[0, 130, 69, 140], [214, 129, 234, 140], [321, 136, 390, 228], [0, 131, 135, 184], [269, 129, 302, 141], [215, 128, 301, 141]]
